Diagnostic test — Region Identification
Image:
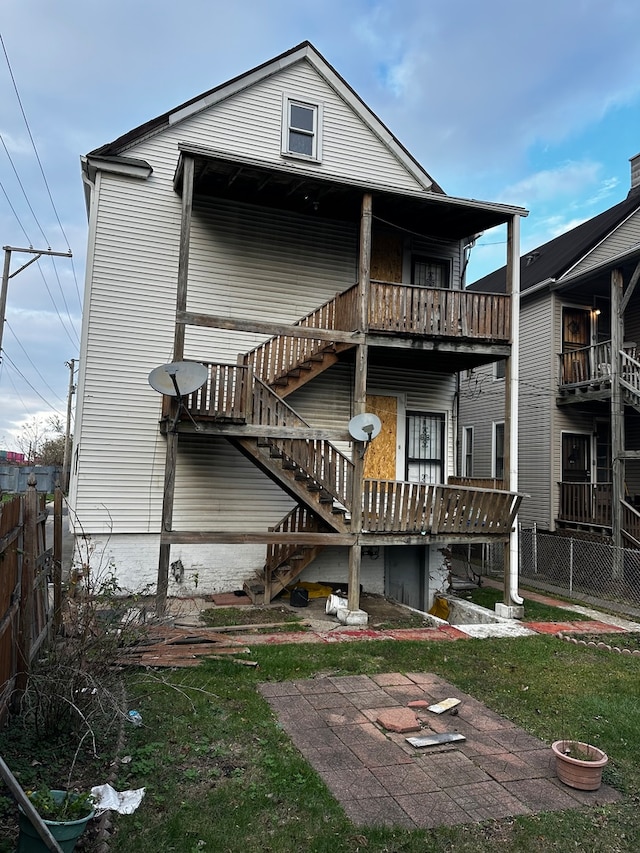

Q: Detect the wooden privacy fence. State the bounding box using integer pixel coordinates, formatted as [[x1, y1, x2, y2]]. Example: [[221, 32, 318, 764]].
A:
[[0, 476, 56, 726]]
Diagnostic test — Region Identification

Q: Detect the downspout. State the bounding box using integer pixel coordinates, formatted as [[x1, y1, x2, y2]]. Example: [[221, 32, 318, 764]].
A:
[[506, 214, 524, 607]]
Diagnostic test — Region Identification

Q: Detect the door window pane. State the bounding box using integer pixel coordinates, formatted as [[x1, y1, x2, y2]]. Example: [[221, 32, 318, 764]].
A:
[[406, 412, 444, 484]]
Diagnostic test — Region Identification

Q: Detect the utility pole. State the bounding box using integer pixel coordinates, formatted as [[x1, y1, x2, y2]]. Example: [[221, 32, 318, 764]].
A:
[[0, 245, 73, 363], [62, 358, 76, 492]]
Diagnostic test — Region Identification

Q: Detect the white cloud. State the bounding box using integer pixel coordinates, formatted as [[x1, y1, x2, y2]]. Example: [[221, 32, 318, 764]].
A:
[[500, 161, 602, 207]]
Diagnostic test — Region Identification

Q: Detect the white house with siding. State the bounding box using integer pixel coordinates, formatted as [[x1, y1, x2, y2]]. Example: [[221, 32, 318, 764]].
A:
[[71, 42, 527, 613], [460, 156, 640, 551]]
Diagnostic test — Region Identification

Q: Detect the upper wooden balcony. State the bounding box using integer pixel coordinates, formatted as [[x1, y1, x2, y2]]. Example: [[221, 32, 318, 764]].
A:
[[558, 341, 639, 397], [368, 281, 510, 341]]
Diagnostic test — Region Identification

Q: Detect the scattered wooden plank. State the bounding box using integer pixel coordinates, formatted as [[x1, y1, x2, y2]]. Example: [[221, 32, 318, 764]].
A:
[[427, 698, 461, 714], [406, 733, 466, 748]]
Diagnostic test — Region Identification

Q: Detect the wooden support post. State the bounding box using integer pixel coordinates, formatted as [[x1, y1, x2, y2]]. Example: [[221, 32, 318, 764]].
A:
[[358, 193, 372, 332], [348, 194, 373, 611], [53, 484, 63, 633], [156, 155, 195, 616], [15, 474, 38, 703], [611, 268, 624, 577]]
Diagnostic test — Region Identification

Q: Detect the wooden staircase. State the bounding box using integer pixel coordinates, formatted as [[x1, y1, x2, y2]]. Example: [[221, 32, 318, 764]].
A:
[[230, 433, 351, 532], [242, 285, 358, 397], [244, 505, 331, 604]]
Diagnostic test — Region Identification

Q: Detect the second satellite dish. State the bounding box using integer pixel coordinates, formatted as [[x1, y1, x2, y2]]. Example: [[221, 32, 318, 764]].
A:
[[348, 413, 382, 442], [148, 361, 208, 396]]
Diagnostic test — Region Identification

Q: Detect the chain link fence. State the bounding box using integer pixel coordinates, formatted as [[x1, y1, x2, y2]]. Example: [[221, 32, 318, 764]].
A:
[[451, 530, 640, 618]]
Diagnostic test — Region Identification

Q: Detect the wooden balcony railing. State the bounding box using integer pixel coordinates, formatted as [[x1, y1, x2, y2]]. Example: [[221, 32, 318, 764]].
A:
[[242, 282, 511, 388], [558, 482, 612, 527], [362, 480, 521, 535], [369, 282, 511, 341], [558, 341, 638, 389], [173, 364, 523, 538]]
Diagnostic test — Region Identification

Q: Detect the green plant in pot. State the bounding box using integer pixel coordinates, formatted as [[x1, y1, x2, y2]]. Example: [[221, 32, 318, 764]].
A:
[[551, 739, 609, 791], [18, 788, 96, 853]]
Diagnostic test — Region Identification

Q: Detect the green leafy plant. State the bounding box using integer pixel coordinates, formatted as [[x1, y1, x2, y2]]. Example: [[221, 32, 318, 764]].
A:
[[27, 788, 95, 822]]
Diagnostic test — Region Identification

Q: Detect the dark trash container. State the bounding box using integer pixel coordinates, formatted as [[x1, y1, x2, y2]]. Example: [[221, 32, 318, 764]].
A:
[[290, 587, 309, 607]]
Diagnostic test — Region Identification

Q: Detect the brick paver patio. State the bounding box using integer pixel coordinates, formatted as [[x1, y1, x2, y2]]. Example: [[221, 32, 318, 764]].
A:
[[259, 672, 620, 829]]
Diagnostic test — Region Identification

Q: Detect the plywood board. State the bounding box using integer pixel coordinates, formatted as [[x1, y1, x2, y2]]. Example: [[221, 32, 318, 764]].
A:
[[364, 395, 397, 480], [371, 231, 403, 283]]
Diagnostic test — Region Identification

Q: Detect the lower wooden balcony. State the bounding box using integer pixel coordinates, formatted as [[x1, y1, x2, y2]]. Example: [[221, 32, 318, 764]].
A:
[[557, 482, 612, 529]]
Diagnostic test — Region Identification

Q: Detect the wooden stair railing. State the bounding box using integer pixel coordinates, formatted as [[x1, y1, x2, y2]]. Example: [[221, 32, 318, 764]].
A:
[[243, 505, 330, 604], [620, 350, 640, 413], [243, 284, 359, 395], [622, 500, 640, 549]]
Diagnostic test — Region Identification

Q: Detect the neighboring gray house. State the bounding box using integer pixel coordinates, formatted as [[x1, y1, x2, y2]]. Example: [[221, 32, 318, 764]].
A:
[[460, 154, 640, 550], [70, 42, 527, 611]]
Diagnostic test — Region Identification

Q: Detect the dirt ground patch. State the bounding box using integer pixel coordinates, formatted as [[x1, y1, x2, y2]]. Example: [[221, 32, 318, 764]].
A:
[[199, 592, 431, 631]]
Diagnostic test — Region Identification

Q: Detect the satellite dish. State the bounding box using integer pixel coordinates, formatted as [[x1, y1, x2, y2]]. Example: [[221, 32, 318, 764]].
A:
[[348, 413, 382, 442], [148, 361, 208, 396]]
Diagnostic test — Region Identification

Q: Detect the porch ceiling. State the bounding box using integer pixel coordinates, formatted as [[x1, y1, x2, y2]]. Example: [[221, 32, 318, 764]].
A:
[[175, 145, 525, 242]]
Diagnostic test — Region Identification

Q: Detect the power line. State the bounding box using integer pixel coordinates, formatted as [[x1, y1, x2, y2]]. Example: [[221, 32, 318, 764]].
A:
[[1, 350, 64, 416], [4, 318, 67, 405], [0, 132, 49, 245], [0, 177, 31, 244], [0, 32, 71, 250]]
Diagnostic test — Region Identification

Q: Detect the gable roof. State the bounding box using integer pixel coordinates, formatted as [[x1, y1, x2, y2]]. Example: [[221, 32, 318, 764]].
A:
[[470, 186, 640, 294], [89, 41, 444, 194]]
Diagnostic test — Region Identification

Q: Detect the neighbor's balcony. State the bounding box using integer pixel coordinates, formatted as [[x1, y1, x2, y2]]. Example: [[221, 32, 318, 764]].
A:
[[558, 341, 638, 391], [557, 482, 612, 528]]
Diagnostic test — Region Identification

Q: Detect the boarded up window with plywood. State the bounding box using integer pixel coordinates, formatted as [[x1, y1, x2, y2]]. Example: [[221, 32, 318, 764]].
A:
[[364, 395, 397, 480], [370, 232, 403, 283]]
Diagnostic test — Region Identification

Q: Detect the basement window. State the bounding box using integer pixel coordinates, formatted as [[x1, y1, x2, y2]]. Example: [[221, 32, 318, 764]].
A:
[[282, 96, 322, 161]]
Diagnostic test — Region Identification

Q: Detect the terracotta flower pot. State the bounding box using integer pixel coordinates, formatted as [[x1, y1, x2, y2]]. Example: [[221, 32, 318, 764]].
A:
[[552, 740, 608, 791]]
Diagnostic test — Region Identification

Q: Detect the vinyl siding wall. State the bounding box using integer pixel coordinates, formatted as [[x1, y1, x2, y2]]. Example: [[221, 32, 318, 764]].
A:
[[568, 210, 640, 276], [70, 58, 458, 591], [518, 296, 554, 528]]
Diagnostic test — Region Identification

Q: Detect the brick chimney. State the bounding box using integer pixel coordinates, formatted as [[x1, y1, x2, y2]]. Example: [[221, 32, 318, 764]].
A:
[[631, 152, 640, 191]]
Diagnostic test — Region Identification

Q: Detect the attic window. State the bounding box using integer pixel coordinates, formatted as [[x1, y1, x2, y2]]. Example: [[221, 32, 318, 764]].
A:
[[282, 96, 322, 161]]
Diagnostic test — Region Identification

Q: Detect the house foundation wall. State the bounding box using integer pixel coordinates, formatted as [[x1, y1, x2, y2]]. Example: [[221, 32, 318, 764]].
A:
[[70, 535, 385, 597]]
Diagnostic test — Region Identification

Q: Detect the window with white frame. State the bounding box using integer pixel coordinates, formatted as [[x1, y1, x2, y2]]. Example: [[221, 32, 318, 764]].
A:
[[494, 360, 505, 380], [493, 422, 505, 480], [462, 426, 474, 477], [282, 97, 322, 160]]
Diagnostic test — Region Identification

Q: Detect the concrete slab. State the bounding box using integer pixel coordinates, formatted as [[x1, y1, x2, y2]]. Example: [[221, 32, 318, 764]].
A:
[[456, 621, 536, 638]]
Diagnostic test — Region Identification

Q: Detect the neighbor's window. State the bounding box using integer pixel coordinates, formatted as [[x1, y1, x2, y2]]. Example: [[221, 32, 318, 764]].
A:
[[463, 426, 474, 477], [282, 97, 321, 160], [493, 422, 505, 480], [411, 256, 449, 288]]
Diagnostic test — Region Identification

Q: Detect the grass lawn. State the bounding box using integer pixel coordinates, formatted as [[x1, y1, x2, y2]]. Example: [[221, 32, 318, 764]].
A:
[[2, 622, 639, 851], [461, 585, 593, 623], [57, 637, 640, 849]]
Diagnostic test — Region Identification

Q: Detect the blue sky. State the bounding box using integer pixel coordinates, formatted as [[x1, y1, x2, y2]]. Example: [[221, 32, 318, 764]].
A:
[[1, 0, 639, 449]]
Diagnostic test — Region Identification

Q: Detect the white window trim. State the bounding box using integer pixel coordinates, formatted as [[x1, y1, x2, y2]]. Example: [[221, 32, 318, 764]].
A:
[[462, 426, 474, 478], [281, 93, 323, 162], [492, 421, 505, 480]]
